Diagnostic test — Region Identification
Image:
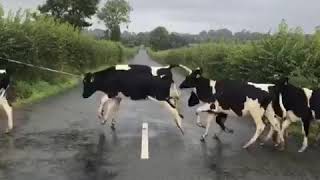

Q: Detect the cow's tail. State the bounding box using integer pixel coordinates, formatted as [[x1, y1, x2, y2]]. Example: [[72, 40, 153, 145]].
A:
[[168, 64, 192, 74]]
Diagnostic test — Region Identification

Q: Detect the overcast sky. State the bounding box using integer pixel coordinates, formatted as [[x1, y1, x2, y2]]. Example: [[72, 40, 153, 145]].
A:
[[2, 0, 320, 34]]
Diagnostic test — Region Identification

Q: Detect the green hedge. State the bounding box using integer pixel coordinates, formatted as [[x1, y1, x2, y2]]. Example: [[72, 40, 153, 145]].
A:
[[148, 22, 320, 89], [0, 9, 137, 102]]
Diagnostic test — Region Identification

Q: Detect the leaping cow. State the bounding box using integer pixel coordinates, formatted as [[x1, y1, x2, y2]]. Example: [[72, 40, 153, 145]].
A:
[[0, 69, 13, 133], [82, 64, 184, 134], [178, 66, 282, 148]]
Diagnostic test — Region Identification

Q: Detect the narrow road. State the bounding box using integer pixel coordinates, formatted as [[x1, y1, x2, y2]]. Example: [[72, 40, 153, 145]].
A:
[[0, 50, 319, 180]]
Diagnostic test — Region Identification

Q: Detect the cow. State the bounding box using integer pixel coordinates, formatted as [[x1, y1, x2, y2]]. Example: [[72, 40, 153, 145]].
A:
[[97, 64, 183, 124], [0, 69, 13, 133], [178, 67, 282, 148], [272, 78, 320, 152], [82, 64, 184, 134]]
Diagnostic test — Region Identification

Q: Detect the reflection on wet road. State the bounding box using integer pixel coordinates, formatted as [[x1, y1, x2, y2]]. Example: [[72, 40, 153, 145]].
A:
[[0, 50, 320, 180]]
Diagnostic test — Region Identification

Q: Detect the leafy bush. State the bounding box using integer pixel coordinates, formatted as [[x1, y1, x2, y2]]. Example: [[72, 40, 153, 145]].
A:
[[149, 21, 320, 89], [0, 8, 137, 101]]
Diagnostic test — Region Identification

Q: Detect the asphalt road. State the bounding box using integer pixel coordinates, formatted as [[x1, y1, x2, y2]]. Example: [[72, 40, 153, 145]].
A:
[[0, 49, 320, 180]]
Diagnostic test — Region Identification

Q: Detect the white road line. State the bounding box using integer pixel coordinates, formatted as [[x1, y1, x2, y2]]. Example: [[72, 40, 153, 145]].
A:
[[141, 122, 149, 159]]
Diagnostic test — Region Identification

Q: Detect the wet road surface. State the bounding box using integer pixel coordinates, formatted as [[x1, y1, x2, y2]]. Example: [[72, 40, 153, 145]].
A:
[[1, 50, 320, 180]]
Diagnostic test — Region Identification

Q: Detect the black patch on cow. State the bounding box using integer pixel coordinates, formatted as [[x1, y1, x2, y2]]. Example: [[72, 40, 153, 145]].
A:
[[310, 90, 320, 119], [188, 91, 200, 107]]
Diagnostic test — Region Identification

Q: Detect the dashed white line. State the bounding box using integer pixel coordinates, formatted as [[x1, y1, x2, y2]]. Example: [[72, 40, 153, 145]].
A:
[[141, 122, 149, 159]]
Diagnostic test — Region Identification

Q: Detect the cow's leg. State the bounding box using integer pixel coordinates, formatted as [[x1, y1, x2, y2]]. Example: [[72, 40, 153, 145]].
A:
[[195, 103, 211, 128], [1, 99, 13, 133], [98, 95, 109, 119], [243, 109, 266, 149], [101, 98, 118, 125], [163, 101, 184, 134], [200, 113, 214, 141], [149, 96, 184, 134], [260, 125, 275, 145], [278, 118, 292, 149], [110, 98, 121, 130], [263, 106, 282, 145], [298, 120, 310, 152], [216, 113, 233, 134]]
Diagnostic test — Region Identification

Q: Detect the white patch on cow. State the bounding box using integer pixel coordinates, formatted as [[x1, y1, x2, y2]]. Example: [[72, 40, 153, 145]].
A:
[[0, 97, 13, 132], [170, 83, 180, 98], [209, 80, 216, 94], [196, 103, 212, 113], [115, 65, 131, 71], [279, 94, 286, 116], [0, 69, 6, 74], [303, 88, 313, 108], [312, 110, 316, 119], [0, 89, 5, 98], [160, 75, 166, 78], [287, 110, 301, 123], [178, 64, 192, 74], [248, 82, 273, 92], [210, 100, 238, 117], [151, 66, 169, 76], [242, 97, 265, 117]]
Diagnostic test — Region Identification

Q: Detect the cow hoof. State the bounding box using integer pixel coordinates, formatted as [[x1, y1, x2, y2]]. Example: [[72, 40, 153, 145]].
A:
[[111, 124, 116, 131], [226, 128, 234, 134], [5, 129, 11, 134], [200, 136, 206, 142], [213, 135, 220, 141], [196, 123, 205, 128], [101, 121, 107, 125], [298, 149, 305, 153]]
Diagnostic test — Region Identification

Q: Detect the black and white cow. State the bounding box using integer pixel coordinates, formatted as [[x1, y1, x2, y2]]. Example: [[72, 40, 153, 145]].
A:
[[0, 69, 13, 133], [96, 64, 186, 130], [82, 64, 184, 134], [178, 67, 282, 148], [272, 78, 320, 152]]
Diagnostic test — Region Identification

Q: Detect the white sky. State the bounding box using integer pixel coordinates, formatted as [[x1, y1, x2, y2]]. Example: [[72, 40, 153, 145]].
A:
[[2, 0, 320, 34]]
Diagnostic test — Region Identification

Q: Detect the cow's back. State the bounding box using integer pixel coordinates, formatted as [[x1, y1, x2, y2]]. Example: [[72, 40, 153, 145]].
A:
[[96, 69, 171, 100], [213, 80, 271, 116]]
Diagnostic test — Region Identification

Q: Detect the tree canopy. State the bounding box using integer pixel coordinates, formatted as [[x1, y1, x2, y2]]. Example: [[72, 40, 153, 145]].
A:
[[98, 0, 132, 41], [38, 0, 99, 29]]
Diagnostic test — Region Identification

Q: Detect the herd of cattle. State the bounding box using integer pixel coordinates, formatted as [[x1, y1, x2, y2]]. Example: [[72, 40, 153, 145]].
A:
[[1, 64, 320, 153]]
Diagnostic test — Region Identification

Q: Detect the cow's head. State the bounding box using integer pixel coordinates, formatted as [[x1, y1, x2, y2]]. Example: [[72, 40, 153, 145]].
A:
[[82, 72, 97, 98], [179, 67, 203, 89], [273, 77, 289, 93], [0, 69, 10, 89]]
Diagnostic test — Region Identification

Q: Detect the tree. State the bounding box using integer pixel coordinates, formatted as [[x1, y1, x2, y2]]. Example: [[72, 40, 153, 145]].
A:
[[98, 0, 132, 42], [38, 0, 99, 29], [169, 33, 188, 48], [149, 27, 171, 50]]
